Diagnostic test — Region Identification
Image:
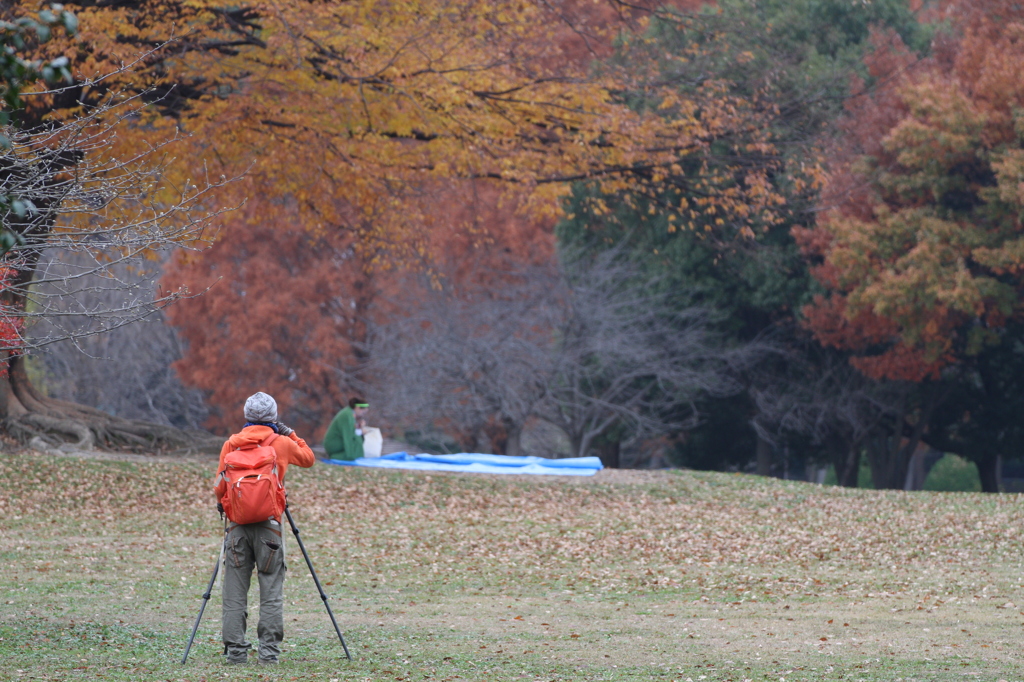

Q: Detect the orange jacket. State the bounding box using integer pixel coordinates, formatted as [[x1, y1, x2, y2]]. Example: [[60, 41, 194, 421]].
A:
[[217, 424, 316, 483]]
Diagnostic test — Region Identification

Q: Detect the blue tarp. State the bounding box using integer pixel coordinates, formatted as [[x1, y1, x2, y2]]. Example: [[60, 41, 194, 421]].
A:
[[324, 452, 603, 476]]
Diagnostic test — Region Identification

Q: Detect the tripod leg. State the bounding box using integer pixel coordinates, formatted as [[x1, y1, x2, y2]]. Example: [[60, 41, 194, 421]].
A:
[[181, 531, 226, 664], [284, 507, 352, 660]]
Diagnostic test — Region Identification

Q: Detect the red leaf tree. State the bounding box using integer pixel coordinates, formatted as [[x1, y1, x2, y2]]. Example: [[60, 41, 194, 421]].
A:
[[801, 5, 1024, 380], [797, 2, 1024, 489], [165, 181, 554, 439]]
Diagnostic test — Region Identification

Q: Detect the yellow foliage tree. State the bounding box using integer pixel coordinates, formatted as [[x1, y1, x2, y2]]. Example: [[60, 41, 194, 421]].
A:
[[25, 0, 780, 265], [9, 0, 790, 436]]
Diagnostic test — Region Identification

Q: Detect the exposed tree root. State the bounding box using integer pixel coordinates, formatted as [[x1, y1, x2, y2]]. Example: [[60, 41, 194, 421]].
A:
[[1, 356, 223, 456]]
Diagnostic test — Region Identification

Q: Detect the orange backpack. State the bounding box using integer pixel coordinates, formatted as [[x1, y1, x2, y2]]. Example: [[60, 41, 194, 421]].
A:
[[214, 433, 287, 525]]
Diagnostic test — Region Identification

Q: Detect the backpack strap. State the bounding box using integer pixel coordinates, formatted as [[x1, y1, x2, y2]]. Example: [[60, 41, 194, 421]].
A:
[[260, 433, 285, 489]]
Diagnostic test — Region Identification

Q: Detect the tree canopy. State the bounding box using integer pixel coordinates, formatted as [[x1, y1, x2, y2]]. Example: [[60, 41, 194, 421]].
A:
[[11, 0, 1024, 490], [800, 0, 1024, 381]]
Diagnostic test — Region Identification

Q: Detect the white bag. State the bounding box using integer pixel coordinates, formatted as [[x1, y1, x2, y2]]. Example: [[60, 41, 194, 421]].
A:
[[362, 427, 383, 458]]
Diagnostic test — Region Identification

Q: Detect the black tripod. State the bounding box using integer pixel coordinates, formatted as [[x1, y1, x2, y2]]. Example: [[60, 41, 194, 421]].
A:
[[182, 509, 352, 663], [284, 506, 352, 660], [181, 527, 226, 664]]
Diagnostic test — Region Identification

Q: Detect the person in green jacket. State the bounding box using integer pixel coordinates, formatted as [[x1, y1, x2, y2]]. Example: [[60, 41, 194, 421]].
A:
[[323, 398, 369, 460]]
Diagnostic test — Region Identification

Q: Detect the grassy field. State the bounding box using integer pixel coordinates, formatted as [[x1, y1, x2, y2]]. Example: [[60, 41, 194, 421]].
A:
[[1, 450, 1023, 681]]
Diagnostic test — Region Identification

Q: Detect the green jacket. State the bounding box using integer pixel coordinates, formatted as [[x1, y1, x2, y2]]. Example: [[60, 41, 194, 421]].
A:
[[323, 407, 364, 460]]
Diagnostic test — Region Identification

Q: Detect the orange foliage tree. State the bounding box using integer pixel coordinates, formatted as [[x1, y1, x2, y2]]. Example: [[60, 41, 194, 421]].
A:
[[15, 0, 793, 437], [0, 4, 240, 451], [165, 182, 553, 437], [795, 3, 1024, 490], [800, 4, 1024, 382], [46, 0, 750, 259]]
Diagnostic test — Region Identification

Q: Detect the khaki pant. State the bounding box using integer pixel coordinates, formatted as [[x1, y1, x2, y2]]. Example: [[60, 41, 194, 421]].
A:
[[222, 519, 287, 663]]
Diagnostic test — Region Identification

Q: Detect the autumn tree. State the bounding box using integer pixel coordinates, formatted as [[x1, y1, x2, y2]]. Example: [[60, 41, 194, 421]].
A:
[[14, 0, 933, 456], [0, 5, 233, 452], [35, 0, 764, 261], [18, 0, 799, 429], [799, 1, 1024, 489], [163, 199, 374, 438], [367, 251, 754, 463], [34, 252, 208, 430], [366, 259, 561, 456], [557, 0, 930, 472], [165, 179, 558, 438], [749, 337, 907, 487]]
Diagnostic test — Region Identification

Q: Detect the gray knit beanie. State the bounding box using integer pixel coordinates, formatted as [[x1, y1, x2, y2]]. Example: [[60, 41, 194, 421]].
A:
[[244, 392, 278, 423]]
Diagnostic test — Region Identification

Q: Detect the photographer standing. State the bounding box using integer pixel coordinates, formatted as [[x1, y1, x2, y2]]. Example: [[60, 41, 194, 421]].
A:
[[214, 392, 315, 665]]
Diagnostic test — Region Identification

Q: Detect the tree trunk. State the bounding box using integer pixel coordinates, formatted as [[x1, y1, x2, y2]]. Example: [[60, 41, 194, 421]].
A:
[[866, 434, 909, 490], [866, 390, 934, 490], [903, 446, 928, 491], [595, 437, 620, 469], [755, 436, 772, 476], [977, 453, 1003, 494], [568, 431, 585, 458], [504, 424, 522, 457], [470, 428, 491, 454], [576, 430, 595, 459], [0, 353, 220, 455], [831, 442, 860, 488]]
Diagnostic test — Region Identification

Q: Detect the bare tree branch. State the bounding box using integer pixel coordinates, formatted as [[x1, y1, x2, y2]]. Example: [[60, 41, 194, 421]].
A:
[[367, 250, 765, 460]]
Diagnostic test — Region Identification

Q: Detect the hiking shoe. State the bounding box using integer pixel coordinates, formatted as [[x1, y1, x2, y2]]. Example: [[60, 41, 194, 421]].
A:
[[224, 658, 248, 666], [258, 658, 279, 666]]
